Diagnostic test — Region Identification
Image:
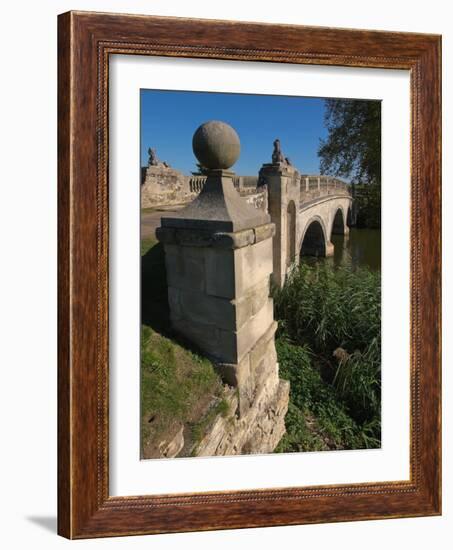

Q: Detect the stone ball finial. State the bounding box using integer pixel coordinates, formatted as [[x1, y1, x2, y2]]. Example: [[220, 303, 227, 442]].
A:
[[192, 120, 240, 170]]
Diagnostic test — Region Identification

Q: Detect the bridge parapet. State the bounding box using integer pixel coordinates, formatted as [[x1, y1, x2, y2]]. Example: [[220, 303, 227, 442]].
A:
[[300, 175, 350, 203], [189, 174, 259, 193]]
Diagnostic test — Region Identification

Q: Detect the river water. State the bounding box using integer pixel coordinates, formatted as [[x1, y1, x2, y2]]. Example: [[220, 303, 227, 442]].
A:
[[303, 228, 381, 271]]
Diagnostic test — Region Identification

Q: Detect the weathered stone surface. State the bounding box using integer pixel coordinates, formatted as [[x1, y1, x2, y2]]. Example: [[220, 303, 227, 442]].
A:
[[164, 245, 206, 293], [236, 298, 274, 363], [203, 237, 273, 300], [243, 188, 268, 212], [144, 171, 268, 214], [141, 164, 197, 208], [211, 228, 255, 249], [175, 229, 213, 248], [204, 247, 235, 298], [162, 171, 270, 233], [162, 124, 269, 233], [170, 279, 271, 336], [155, 226, 177, 244], [215, 354, 251, 393], [233, 279, 270, 328], [235, 237, 274, 298], [172, 301, 275, 366], [171, 318, 221, 358], [249, 321, 278, 373], [157, 226, 265, 250], [325, 241, 334, 257], [259, 162, 301, 288], [192, 120, 241, 170], [168, 287, 236, 331], [241, 379, 290, 454], [254, 222, 276, 243], [158, 425, 185, 458], [194, 378, 290, 457]]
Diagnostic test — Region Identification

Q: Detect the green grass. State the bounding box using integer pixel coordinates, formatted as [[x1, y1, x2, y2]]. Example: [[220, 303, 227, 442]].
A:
[[141, 235, 158, 255], [274, 339, 379, 452], [141, 325, 223, 457], [273, 262, 381, 451]]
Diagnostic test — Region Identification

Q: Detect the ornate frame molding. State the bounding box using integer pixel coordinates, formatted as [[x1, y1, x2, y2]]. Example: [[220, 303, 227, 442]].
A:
[[58, 11, 441, 538]]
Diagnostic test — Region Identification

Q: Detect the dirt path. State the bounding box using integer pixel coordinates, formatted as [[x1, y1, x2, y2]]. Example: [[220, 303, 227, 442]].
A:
[[141, 206, 183, 239]]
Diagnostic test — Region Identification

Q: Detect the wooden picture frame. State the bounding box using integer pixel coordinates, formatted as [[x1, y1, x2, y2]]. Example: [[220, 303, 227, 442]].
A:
[[58, 10, 441, 539]]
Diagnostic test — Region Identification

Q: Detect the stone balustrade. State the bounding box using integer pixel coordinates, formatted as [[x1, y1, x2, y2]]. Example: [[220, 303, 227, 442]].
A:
[[300, 175, 350, 203]]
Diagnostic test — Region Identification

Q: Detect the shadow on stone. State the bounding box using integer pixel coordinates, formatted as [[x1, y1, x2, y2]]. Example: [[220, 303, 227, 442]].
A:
[[141, 242, 171, 335], [141, 242, 209, 357]]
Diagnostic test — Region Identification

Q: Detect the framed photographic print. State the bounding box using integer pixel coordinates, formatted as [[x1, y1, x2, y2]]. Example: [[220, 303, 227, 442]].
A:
[[58, 11, 441, 538]]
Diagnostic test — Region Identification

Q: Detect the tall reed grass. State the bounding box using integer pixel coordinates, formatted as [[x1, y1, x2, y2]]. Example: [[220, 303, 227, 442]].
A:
[[273, 262, 381, 450]]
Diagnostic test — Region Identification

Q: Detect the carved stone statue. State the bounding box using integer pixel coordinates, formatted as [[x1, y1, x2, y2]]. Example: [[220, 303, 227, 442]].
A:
[[272, 139, 286, 164], [148, 147, 159, 166]]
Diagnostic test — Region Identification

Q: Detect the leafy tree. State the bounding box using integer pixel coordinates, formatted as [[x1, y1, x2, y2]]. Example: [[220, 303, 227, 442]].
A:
[[318, 99, 381, 185]]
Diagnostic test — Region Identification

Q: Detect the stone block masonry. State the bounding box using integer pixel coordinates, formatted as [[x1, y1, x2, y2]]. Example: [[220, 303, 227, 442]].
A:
[[156, 222, 286, 418]]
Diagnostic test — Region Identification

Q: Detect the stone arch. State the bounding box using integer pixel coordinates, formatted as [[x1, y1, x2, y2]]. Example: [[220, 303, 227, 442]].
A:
[[300, 216, 328, 257], [286, 200, 297, 267], [331, 207, 347, 236]]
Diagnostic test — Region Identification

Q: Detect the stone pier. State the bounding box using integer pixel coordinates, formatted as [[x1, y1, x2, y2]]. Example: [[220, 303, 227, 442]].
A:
[[156, 121, 289, 454], [259, 161, 301, 288]]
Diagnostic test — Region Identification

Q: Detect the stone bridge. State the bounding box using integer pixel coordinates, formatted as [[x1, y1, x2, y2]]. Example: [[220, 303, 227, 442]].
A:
[[142, 147, 352, 290], [185, 171, 352, 288], [259, 164, 352, 287]]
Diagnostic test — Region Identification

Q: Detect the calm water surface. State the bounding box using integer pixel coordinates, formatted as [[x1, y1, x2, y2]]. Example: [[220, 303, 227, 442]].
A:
[[303, 228, 381, 272]]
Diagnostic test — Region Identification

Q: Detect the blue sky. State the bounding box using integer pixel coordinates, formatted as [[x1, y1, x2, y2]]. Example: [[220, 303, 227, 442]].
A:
[[140, 89, 328, 175]]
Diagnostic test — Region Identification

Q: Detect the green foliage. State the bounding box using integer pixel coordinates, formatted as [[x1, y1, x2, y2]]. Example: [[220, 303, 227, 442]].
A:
[[352, 183, 381, 229], [274, 263, 380, 356], [333, 337, 381, 424], [274, 402, 328, 453], [141, 325, 222, 454], [273, 262, 381, 450], [319, 99, 381, 185], [275, 340, 378, 451]]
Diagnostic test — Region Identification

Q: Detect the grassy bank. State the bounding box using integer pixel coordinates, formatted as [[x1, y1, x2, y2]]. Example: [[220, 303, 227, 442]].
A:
[[273, 262, 381, 452], [141, 325, 224, 458]]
